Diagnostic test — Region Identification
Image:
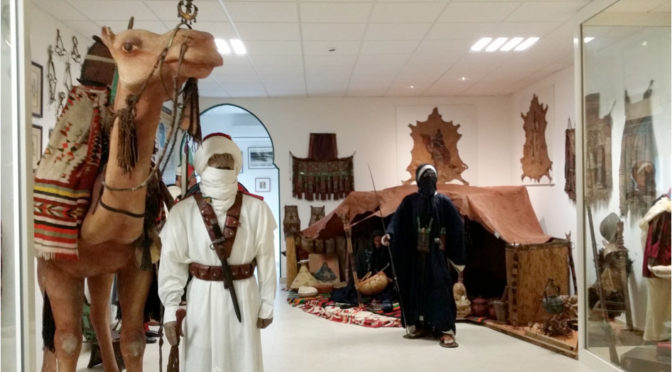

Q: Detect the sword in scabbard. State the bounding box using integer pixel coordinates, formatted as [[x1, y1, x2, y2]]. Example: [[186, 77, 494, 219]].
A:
[[367, 164, 408, 334], [219, 256, 242, 322]]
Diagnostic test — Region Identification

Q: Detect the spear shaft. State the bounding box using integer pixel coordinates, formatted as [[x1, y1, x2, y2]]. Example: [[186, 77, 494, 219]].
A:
[[367, 165, 408, 333]]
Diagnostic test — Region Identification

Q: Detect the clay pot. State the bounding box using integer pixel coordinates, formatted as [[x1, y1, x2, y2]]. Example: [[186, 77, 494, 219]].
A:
[[471, 297, 488, 317]]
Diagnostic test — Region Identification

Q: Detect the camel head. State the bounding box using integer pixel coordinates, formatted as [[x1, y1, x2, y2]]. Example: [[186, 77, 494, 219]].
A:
[[100, 26, 223, 94]]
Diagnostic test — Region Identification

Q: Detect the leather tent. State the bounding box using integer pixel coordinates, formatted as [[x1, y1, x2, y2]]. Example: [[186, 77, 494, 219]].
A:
[[301, 184, 550, 246]]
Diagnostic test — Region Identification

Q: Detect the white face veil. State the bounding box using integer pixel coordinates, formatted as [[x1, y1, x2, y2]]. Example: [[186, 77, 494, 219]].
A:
[[193, 133, 242, 203]]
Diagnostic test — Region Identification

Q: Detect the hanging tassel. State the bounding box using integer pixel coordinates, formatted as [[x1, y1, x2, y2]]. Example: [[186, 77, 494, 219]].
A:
[[116, 94, 139, 173], [181, 78, 201, 144]]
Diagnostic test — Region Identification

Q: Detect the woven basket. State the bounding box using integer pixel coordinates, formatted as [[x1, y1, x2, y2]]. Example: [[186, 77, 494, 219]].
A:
[[356, 270, 391, 296]]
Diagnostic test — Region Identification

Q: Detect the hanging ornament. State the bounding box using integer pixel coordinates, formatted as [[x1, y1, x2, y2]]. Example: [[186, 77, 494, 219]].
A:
[[177, 0, 198, 27], [54, 28, 66, 57], [70, 35, 82, 64], [47, 45, 57, 103], [56, 91, 66, 120], [63, 60, 73, 92]]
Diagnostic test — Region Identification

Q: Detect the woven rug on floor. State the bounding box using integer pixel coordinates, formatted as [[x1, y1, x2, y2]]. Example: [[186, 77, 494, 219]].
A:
[[287, 293, 401, 328]]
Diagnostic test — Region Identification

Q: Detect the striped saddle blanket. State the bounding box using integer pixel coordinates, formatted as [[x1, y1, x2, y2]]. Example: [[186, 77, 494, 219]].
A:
[[33, 85, 110, 260]]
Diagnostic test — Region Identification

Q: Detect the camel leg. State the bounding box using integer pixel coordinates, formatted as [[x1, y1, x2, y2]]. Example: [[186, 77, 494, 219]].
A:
[[117, 264, 152, 371], [88, 274, 120, 372], [37, 262, 58, 372], [39, 261, 85, 372]]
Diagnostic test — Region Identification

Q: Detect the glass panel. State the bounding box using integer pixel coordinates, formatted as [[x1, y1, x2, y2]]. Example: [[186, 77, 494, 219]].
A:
[[2, 0, 20, 370], [582, 1, 671, 371]]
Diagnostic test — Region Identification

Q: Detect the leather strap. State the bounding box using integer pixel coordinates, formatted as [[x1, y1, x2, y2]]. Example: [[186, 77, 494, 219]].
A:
[[189, 261, 256, 281], [194, 191, 243, 261]]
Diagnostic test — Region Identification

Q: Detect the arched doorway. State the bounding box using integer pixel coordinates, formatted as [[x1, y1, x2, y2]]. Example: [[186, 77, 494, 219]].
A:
[[199, 104, 282, 277]]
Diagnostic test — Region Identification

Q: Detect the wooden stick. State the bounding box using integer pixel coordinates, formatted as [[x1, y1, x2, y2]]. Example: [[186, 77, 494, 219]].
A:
[[342, 216, 362, 306]]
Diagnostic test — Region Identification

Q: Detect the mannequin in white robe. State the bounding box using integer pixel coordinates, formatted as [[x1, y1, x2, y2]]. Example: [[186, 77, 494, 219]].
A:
[[158, 133, 276, 372]]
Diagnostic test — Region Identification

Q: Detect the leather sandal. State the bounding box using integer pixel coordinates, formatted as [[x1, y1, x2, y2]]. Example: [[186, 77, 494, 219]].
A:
[[439, 334, 458, 348]]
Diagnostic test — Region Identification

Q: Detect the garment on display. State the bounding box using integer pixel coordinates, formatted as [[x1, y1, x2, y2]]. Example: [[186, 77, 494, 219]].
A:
[[158, 133, 276, 372], [639, 195, 671, 342], [520, 94, 553, 183], [584, 93, 614, 205], [620, 81, 658, 219], [403, 107, 469, 185]]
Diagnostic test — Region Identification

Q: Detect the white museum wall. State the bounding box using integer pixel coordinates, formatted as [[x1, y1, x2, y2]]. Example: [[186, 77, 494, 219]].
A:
[[200, 95, 515, 243], [29, 2, 87, 145], [28, 4, 89, 367], [581, 25, 671, 331], [509, 66, 580, 275]]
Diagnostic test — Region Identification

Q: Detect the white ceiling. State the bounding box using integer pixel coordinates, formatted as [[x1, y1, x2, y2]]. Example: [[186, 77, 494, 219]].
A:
[[29, 0, 669, 98]]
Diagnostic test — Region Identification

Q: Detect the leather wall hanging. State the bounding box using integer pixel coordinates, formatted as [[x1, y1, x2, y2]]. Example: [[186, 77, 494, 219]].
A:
[[584, 93, 613, 205], [403, 107, 469, 185], [564, 118, 576, 202], [520, 95, 552, 182], [292, 133, 354, 201], [619, 81, 657, 219]]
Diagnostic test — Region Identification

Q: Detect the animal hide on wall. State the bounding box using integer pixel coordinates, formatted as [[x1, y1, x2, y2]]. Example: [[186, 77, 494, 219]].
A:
[[584, 93, 613, 205], [403, 107, 469, 185], [292, 133, 354, 201], [520, 95, 553, 182], [619, 82, 657, 219]]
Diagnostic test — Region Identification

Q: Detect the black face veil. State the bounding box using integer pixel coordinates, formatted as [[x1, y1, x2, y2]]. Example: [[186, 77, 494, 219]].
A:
[[416, 164, 437, 197]]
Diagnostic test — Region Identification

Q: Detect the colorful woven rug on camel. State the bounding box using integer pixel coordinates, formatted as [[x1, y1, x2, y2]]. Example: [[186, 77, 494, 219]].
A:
[[287, 294, 401, 328], [33, 85, 110, 260]]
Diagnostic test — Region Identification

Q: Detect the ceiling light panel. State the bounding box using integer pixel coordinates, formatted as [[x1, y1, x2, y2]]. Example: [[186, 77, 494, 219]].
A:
[[514, 37, 539, 51], [215, 39, 232, 55], [471, 37, 492, 52], [230, 39, 247, 55], [500, 37, 524, 51], [485, 37, 508, 52]]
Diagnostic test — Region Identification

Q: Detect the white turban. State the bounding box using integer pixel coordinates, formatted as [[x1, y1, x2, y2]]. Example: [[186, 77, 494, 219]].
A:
[[416, 164, 437, 183], [193, 133, 243, 176]]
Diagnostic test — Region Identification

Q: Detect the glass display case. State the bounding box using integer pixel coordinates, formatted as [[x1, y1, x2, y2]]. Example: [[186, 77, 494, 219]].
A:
[[580, 0, 670, 371]]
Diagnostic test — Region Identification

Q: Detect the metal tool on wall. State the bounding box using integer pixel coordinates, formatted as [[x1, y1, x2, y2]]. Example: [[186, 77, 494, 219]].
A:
[[70, 35, 82, 63], [54, 28, 66, 57], [46, 45, 57, 103]]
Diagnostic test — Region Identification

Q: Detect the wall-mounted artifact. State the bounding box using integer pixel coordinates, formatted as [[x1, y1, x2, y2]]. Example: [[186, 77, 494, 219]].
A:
[[292, 133, 354, 201], [54, 28, 66, 57], [63, 60, 73, 92], [520, 95, 552, 182], [70, 35, 82, 64], [585, 93, 614, 205], [283, 205, 300, 237], [47, 45, 57, 103], [403, 107, 469, 185], [620, 81, 657, 219], [309, 205, 325, 225], [564, 118, 576, 201]]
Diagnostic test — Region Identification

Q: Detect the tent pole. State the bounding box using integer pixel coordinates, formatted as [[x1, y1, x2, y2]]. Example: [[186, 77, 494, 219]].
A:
[[342, 216, 363, 306]]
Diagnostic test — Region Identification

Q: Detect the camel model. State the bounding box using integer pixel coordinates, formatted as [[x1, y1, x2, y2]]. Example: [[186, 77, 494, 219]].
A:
[[37, 25, 222, 372]]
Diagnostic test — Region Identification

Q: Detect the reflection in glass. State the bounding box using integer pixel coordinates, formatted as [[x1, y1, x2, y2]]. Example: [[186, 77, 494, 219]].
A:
[[582, 1, 671, 371]]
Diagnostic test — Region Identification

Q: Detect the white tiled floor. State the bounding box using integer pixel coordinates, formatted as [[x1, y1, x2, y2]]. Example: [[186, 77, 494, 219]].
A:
[[76, 288, 597, 372]]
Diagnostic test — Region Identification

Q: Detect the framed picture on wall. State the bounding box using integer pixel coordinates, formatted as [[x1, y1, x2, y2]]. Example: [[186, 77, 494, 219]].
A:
[[31, 124, 42, 172], [255, 177, 271, 193], [248, 147, 274, 169], [30, 62, 43, 118]]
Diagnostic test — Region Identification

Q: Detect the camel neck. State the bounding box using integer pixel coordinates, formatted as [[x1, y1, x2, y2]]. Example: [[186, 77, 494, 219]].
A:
[[104, 83, 167, 188]]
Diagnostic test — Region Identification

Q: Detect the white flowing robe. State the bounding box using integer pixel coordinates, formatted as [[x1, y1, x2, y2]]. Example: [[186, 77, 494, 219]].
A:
[[158, 193, 277, 372]]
